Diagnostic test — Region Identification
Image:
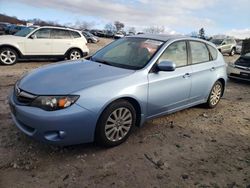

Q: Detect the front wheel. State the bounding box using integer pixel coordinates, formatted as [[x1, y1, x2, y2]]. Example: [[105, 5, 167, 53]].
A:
[[205, 81, 223, 108], [230, 48, 235, 56], [68, 49, 82, 60], [0, 48, 18, 65], [95, 100, 136, 147]]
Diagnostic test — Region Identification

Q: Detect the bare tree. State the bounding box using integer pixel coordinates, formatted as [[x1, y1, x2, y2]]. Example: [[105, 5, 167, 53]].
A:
[[71, 20, 95, 30], [199, 28, 205, 39], [104, 23, 116, 32], [114, 21, 125, 31], [144, 26, 165, 34]]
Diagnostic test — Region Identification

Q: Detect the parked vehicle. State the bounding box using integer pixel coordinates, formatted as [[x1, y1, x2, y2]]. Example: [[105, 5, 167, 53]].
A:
[[9, 35, 227, 147], [210, 38, 236, 56], [90, 29, 105, 37], [104, 30, 115, 38], [82, 31, 99, 43], [8, 25, 27, 35], [227, 39, 250, 81], [0, 26, 89, 65], [236, 41, 242, 54], [127, 32, 135, 36], [114, 31, 125, 39], [0, 22, 10, 35]]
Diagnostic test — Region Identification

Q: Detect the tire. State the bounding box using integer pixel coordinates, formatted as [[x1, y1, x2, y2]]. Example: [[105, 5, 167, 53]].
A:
[[68, 49, 83, 60], [230, 48, 235, 56], [205, 81, 223, 108], [0, 47, 18, 65], [95, 100, 136, 147], [87, 39, 92, 43]]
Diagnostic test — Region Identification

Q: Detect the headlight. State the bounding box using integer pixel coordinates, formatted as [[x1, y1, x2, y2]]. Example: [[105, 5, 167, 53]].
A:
[[31, 95, 79, 111]]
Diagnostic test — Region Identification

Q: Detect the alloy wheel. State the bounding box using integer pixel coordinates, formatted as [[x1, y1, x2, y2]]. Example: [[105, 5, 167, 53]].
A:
[[105, 107, 133, 142], [70, 50, 81, 60], [0, 50, 16, 65], [210, 83, 222, 106]]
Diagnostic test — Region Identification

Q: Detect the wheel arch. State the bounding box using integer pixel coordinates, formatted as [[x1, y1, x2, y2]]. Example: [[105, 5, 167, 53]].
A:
[[65, 47, 87, 58], [217, 78, 226, 97], [97, 97, 142, 128], [0, 44, 22, 57]]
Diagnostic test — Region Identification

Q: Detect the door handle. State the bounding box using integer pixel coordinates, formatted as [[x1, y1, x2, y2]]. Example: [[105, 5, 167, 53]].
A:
[[210, 67, 215, 71], [183, 73, 191, 79]]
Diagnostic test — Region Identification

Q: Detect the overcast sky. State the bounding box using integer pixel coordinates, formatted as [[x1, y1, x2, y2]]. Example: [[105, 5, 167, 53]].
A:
[[0, 0, 250, 38]]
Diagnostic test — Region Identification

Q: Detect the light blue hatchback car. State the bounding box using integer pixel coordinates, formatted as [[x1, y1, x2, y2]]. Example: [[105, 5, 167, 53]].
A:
[[9, 35, 227, 147]]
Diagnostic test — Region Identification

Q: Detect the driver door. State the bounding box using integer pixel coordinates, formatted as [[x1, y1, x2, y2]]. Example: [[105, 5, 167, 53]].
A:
[[24, 28, 52, 55], [147, 41, 192, 117]]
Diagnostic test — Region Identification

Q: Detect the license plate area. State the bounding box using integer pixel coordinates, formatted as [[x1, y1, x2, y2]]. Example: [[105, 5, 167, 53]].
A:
[[240, 72, 250, 78]]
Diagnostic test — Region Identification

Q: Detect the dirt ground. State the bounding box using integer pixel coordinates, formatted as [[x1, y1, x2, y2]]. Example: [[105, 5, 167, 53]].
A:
[[0, 38, 249, 188]]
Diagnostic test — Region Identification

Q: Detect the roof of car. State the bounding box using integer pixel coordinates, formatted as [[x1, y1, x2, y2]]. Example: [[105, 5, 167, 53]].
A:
[[128, 34, 187, 42], [38, 26, 80, 32]]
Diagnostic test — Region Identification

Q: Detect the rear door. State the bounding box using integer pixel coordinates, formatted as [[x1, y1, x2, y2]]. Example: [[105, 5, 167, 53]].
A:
[[147, 41, 192, 117], [24, 28, 52, 55], [188, 41, 217, 102], [51, 29, 73, 55]]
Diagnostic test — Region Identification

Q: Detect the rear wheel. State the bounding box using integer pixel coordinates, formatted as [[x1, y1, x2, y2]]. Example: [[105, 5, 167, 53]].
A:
[[95, 100, 136, 147], [205, 81, 223, 108], [0, 48, 18, 65], [68, 49, 82, 60]]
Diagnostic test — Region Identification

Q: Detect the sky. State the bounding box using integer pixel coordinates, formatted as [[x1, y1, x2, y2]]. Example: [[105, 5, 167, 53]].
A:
[[0, 0, 250, 39]]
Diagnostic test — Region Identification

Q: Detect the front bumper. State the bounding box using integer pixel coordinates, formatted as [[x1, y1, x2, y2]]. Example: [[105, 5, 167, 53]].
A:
[[8, 91, 97, 146], [227, 65, 250, 81]]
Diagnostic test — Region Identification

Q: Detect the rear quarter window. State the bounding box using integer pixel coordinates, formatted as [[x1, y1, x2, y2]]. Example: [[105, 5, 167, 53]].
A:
[[207, 44, 218, 60], [190, 41, 210, 64], [71, 31, 81, 38], [51, 29, 71, 39]]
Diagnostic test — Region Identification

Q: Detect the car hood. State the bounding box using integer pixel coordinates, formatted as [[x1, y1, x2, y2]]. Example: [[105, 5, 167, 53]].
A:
[[0, 35, 24, 42], [235, 56, 250, 68], [241, 39, 250, 55], [18, 60, 135, 95]]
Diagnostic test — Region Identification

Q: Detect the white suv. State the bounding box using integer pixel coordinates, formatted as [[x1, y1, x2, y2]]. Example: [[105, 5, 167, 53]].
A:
[[0, 26, 89, 65]]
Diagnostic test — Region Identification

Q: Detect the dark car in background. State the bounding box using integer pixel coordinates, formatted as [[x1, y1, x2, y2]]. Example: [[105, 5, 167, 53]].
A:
[[227, 39, 250, 81], [7, 25, 27, 35], [104, 30, 114, 38], [90, 29, 105, 37], [0, 22, 10, 35], [82, 31, 99, 43]]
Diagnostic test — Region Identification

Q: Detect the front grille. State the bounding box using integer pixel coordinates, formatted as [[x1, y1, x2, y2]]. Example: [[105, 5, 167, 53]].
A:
[[15, 85, 37, 104]]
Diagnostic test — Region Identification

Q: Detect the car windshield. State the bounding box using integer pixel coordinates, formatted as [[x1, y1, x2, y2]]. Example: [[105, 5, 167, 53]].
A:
[[210, 39, 223, 45], [91, 38, 163, 70], [14, 27, 36, 37]]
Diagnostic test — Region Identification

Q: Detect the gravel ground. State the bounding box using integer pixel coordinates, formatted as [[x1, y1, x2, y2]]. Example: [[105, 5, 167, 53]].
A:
[[0, 38, 249, 188]]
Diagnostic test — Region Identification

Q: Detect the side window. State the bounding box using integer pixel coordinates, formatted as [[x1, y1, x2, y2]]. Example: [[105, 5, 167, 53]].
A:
[[51, 29, 71, 39], [207, 45, 218, 60], [33, 28, 51, 39], [158, 41, 187, 67], [71, 31, 81, 38], [190, 41, 209, 64]]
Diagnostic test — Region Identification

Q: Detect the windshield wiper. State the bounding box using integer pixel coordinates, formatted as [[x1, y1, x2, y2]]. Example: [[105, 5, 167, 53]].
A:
[[91, 57, 112, 65]]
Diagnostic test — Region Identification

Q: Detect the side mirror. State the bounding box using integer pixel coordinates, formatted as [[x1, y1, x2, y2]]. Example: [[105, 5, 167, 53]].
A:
[[221, 42, 226, 45], [157, 60, 176, 72], [30, 35, 36, 39]]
